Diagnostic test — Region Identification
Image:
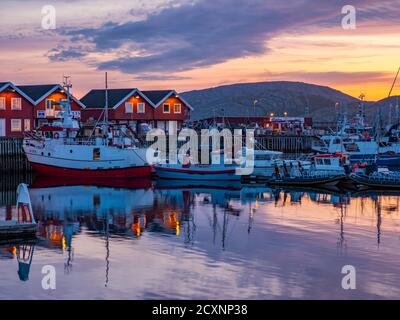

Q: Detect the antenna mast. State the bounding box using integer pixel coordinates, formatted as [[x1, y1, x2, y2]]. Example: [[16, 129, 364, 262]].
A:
[[104, 72, 109, 131], [62, 75, 72, 116]]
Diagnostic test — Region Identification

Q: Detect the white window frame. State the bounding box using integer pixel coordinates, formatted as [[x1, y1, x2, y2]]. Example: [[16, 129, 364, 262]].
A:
[[0, 97, 5, 110], [125, 102, 133, 113], [173, 103, 182, 114], [11, 119, 22, 132], [11, 98, 22, 110], [163, 103, 170, 113], [45, 99, 55, 117], [45, 99, 55, 109], [137, 102, 145, 114], [24, 119, 31, 131], [37, 110, 46, 118]]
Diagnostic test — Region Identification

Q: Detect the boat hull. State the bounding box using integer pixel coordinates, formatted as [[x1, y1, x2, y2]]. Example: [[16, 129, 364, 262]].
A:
[[31, 162, 152, 179], [377, 155, 400, 167], [269, 175, 346, 187], [0, 223, 37, 240], [350, 173, 400, 189], [155, 166, 241, 181]]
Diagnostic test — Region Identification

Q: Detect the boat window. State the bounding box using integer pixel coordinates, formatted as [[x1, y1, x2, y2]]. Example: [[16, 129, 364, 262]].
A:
[[93, 148, 100, 161], [255, 155, 272, 160], [316, 158, 324, 165], [344, 143, 360, 152], [333, 138, 341, 144], [323, 159, 331, 165]]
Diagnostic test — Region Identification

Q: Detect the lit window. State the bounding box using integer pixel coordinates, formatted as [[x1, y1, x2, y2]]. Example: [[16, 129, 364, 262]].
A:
[[0, 97, 5, 110], [137, 103, 145, 114], [11, 119, 21, 132], [174, 103, 181, 114], [45, 99, 54, 109], [24, 119, 31, 131], [125, 102, 133, 113], [11, 98, 22, 110], [93, 148, 101, 160], [45, 99, 55, 117], [163, 104, 170, 113]]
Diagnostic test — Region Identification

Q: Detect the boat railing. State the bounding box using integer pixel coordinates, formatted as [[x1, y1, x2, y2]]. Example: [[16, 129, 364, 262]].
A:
[[62, 137, 99, 146], [369, 172, 400, 182]]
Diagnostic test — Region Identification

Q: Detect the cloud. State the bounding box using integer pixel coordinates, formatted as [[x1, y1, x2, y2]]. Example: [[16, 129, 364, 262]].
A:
[[47, 45, 88, 61], [45, 0, 400, 75], [261, 70, 392, 85], [132, 74, 191, 81]]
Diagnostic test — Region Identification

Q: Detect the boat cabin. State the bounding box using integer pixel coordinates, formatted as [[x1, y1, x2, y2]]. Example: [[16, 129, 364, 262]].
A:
[[313, 153, 349, 171]]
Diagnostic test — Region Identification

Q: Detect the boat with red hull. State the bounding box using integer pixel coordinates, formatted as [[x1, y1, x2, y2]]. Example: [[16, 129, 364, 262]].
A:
[[23, 77, 151, 179], [31, 162, 151, 179]]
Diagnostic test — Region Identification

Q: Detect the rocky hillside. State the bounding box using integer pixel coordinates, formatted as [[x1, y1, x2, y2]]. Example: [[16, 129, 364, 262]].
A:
[[182, 81, 364, 122]]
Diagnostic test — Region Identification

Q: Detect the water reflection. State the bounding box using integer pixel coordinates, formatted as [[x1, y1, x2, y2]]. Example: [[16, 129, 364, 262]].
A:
[[1, 175, 400, 299]]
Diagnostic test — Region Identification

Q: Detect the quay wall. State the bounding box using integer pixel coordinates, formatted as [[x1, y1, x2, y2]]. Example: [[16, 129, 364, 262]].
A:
[[0, 138, 31, 172], [0, 134, 316, 172]]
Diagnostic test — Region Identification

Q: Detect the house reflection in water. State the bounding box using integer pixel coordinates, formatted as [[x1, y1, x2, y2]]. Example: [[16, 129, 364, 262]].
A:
[[16, 243, 35, 281], [1, 176, 399, 288], [29, 182, 193, 240]]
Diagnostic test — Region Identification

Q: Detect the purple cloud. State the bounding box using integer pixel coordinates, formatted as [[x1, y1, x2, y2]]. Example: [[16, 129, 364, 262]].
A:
[[50, 0, 400, 74]]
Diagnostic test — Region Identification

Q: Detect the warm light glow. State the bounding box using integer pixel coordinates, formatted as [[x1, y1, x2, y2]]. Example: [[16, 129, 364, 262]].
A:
[[62, 235, 66, 251], [132, 221, 141, 237]]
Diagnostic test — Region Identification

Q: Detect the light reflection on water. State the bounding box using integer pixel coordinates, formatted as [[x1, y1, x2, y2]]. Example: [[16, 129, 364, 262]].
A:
[[1, 176, 400, 299]]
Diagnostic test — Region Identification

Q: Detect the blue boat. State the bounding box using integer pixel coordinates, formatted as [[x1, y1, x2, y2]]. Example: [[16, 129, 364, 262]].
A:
[[376, 152, 400, 167]]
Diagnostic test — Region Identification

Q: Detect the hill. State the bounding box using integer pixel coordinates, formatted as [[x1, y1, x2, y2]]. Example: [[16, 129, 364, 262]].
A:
[[182, 81, 363, 122]]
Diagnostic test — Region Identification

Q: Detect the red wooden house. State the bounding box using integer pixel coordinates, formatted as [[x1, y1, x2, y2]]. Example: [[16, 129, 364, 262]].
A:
[[80, 89, 193, 133], [141, 90, 192, 131], [0, 82, 35, 138], [17, 84, 85, 128], [0, 82, 85, 138]]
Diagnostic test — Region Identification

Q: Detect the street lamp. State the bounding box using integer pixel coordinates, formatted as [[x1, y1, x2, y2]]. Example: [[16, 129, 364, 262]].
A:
[[270, 112, 274, 117], [284, 111, 288, 117], [253, 100, 258, 124]]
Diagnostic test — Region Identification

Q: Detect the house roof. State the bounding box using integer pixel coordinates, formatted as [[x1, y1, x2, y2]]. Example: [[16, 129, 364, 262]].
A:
[[17, 84, 60, 103], [141, 90, 194, 110], [0, 82, 36, 103], [17, 84, 86, 108], [0, 82, 10, 91], [141, 90, 174, 106], [81, 89, 137, 109], [80, 88, 157, 109]]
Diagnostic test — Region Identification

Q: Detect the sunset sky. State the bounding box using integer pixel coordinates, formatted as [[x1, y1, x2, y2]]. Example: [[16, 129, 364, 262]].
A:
[[0, 0, 399, 100]]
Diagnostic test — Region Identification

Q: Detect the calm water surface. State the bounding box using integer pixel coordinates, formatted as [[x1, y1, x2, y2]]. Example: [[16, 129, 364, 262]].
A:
[[1, 176, 400, 299]]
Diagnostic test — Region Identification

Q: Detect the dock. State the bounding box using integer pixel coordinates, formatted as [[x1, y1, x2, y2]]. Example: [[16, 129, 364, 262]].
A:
[[0, 221, 37, 239], [0, 184, 36, 241], [0, 138, 31, 172]]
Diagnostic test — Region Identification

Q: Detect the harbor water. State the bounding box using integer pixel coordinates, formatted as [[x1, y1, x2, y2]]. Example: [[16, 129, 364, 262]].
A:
[[1, 175, 400, 299]]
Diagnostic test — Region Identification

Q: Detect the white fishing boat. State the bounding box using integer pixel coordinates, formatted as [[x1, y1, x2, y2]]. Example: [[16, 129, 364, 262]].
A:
[[312, 134, 377, 163], [155, 151, 241, 181], [0, 184, 36, 240], [270, 153, 349, 187], [23, 76, 151, 179], [312, 105, 378, 163], [238, 148, 312, 179], [350, 168, 400, 189]]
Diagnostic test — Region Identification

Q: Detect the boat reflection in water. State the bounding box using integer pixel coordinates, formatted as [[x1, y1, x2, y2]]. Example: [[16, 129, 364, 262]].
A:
[[1, 175, 400, 299]]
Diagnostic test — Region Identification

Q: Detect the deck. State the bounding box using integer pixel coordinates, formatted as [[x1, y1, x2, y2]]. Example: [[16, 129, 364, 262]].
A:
[[0, 221, 37, 239]]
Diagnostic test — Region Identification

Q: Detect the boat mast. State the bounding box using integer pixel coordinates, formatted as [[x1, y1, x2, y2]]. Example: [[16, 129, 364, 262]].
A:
[[62, 75, 72, 117], [387, 66, 400, 128], [104, 72, 109, 133]]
